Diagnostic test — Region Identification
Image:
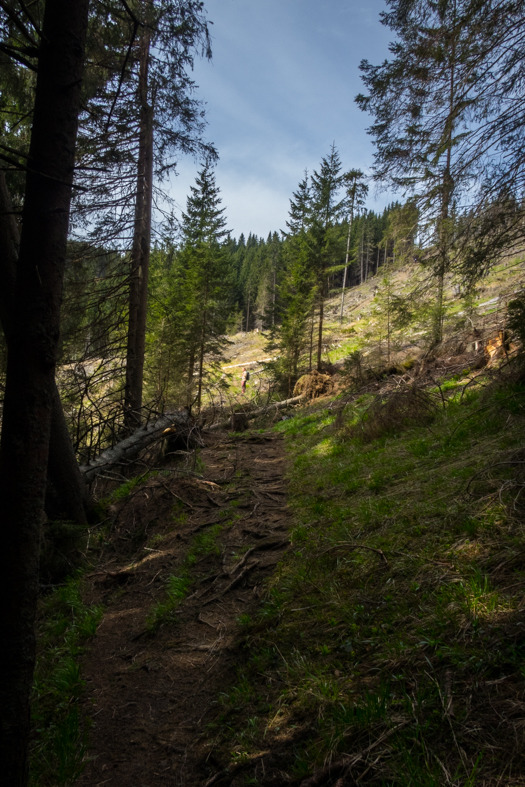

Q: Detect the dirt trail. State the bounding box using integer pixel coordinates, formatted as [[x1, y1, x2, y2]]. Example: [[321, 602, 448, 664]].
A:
[[78, 430, 292, 787]]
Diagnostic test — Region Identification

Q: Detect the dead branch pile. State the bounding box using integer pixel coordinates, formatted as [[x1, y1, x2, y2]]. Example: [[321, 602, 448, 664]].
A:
[[345, 387, 437, 443], [293, 370, 334, 399]]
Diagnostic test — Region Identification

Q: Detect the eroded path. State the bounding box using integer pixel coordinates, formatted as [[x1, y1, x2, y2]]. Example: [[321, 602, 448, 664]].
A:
[[78, 430, 291, 787]]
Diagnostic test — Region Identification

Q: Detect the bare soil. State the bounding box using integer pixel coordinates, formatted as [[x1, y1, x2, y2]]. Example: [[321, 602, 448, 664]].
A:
[[78, 429, 292, 787]]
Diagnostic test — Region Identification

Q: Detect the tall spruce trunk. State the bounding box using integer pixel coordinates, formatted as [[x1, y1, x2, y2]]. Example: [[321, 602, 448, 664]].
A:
[[272, 268, 276, 327], [0, 1, 89, 783], [308, 307, 314, 371], [187, 348, 195, 406], [340, 204, 355, 323], [360, 232, 364, 284], [432, 0, 457, 348], [316, 281, 325, 371], [0, 172, 89, 526], [197, 284, 208, 412], [124, 20, 154, 432]]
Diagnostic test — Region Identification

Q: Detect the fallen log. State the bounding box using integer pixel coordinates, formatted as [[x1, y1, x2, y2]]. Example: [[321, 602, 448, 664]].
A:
[[207, 394, 306, 432], [79, 410, 200, 483]]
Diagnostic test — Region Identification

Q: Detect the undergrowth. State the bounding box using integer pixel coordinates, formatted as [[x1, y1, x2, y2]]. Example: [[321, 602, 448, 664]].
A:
[[212, 367, 525, 785], [30, 574, 103, 787]]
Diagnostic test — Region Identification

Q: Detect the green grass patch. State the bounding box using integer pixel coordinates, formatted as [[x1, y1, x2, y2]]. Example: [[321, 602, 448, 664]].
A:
[[211, 370, 525, 784], [30, 574, 103, 787]]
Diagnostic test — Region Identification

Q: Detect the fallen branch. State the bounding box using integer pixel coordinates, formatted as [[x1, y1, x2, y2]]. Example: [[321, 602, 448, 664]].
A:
[[207, 394, 306, 432], [79, 409, 200, 483]]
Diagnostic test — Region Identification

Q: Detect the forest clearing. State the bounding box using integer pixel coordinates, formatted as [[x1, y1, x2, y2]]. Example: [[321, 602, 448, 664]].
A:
[[28, 248, 525, 787], [3, 1, 525, 786]]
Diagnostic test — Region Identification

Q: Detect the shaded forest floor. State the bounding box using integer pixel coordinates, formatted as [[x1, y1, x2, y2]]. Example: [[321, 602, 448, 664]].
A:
[[75, 430, 294, 787]]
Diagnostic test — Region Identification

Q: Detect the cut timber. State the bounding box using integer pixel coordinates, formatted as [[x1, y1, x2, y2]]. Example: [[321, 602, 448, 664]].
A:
[[80, 410, 199, 483], [208, 394, 306, 432]]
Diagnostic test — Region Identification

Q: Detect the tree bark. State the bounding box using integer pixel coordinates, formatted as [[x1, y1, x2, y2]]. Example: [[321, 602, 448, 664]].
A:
[[272, 267, 276, 327], [124, 19, 154, 432], [0, 171, 90, 526], [197, 284, 208, 412], [432, 0, 457, 348], [340, 203, 355, 323], [0, 1, 89, 783], [187, 347, 195, 406], [316, 281, 325, 372], [79, 409, 199, 483], [360, 231, 364, 284], [309, 306, 314, 372]]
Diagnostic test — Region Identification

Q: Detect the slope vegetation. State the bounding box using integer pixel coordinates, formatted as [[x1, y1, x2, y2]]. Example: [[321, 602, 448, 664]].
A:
[[209, 363, 525, 786]]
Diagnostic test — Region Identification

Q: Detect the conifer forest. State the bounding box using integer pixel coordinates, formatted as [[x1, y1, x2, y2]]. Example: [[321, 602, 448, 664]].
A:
[[3, 1, 525, 785]]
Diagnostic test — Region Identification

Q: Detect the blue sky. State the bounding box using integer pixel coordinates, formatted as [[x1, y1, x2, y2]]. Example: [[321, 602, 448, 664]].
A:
[[168, 0, 394, 239]]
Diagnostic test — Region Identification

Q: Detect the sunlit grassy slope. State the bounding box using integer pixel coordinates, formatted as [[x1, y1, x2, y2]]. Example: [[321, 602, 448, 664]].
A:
[[219, 254, 525, 401], [213, 370, 525, 785]]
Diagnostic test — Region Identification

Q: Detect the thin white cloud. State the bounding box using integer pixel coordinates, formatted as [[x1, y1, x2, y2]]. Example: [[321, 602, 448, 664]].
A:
[[163, 0, 395, 237]]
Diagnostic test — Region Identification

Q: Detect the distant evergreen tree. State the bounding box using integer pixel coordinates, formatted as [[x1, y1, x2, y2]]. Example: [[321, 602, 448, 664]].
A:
[[284, 170, 311, 235], [146, 164, 231, 411], [310, 144, 346, 369], [181, 163, 229, 245], [264, 191, 315, 394], [179, 164, 231, 410]]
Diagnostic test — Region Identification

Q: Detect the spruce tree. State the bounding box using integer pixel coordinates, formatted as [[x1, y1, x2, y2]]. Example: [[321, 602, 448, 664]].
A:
[[178, 163, 231, 411], [310, 144, 345, 369], [284, 170, 311, 235], [357, 0, 497, 344], [264, 189, 315, 394]]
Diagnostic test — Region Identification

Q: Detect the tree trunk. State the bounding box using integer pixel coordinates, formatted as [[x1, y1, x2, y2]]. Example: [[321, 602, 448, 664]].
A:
[[316, 281, 325, 372], [187, 347, 195, 406], [340, 208, 354, 323], [0, 171, 90, 526], [79, 408, 199, 483], [197, 286, 208, 412], [246, 290, 251, 333], [272, 268, 276, 327], [309, 307, 314, 372], [0, 1, 89, 783], [208, 394, 307, 431], [432, 1, 457, 348], [360, 232, 364, 284], [124, 19, 154, 432]]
